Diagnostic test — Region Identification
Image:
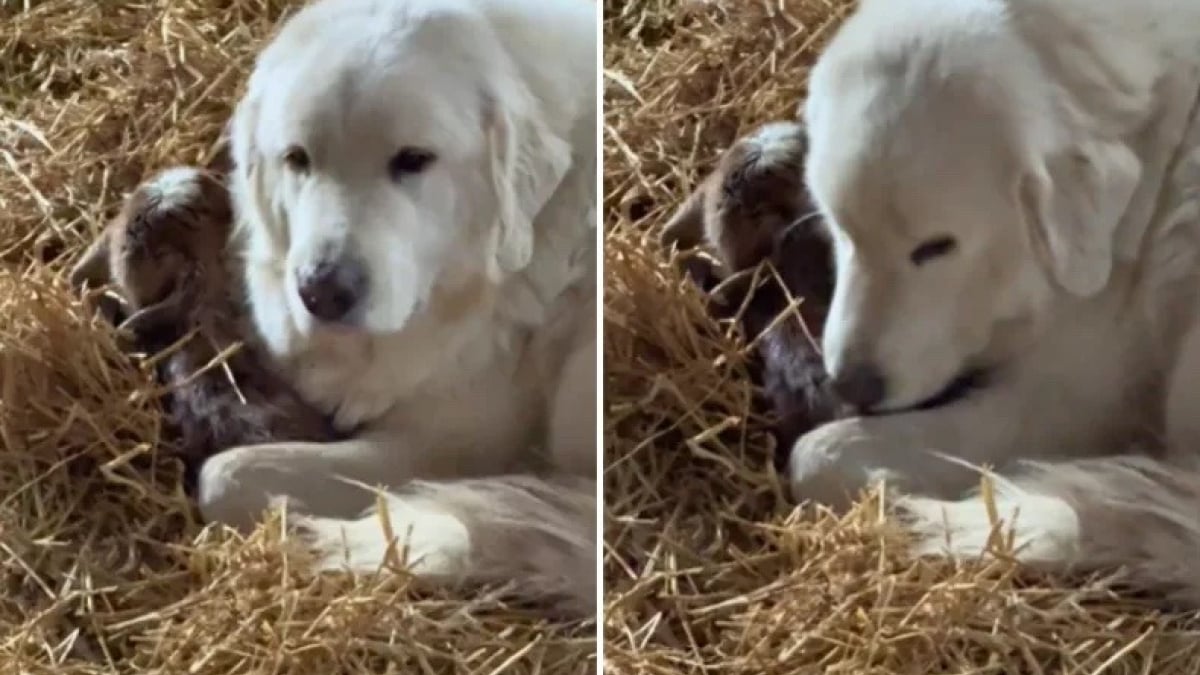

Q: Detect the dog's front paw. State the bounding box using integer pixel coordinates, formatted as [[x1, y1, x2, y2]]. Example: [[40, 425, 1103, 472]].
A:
[[788, 418, 905, 511], [197, 443, 376, 533], [329, 390, 397, 432], [295, 493, 472, 577], [895, 488, 1082, 564], [197, 448, 305, 533]]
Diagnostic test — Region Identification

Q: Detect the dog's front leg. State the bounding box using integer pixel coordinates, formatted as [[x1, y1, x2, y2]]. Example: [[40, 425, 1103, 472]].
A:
[[197, 436, 501, 583], [884, 316, 1200, 583], [1164, 315, 1200, 456], [197, 433, 429, 532], [296, 474, 598, 616], [787, 396, 1018, 510]]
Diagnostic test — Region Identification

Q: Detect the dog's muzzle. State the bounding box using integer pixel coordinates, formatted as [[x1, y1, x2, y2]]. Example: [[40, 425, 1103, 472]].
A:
[[879, 367, 991, 416], [829, 362, 887, 411], [296, 255, 368, 324], [911, 368, 989, 411], [831, 358, 990, 416]]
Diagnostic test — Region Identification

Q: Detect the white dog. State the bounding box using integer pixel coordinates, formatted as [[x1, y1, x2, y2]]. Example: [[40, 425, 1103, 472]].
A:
[[792, 0, 1200, 603], [197, 0, 597, 616]]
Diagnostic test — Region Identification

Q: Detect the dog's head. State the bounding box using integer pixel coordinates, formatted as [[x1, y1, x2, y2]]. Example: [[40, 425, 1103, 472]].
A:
[[803, 0, 1142, 413], [228, 0, 573, 346]]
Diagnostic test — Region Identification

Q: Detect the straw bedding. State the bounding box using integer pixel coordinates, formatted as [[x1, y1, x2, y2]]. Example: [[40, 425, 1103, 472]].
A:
[[602, 1, 1200, 672], [0, 2, 593, 673]]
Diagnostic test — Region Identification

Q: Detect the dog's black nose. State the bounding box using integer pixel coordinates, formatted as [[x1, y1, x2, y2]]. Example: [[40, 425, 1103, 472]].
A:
[[297, 257, 367, 323], [830, 363, 886, 411]]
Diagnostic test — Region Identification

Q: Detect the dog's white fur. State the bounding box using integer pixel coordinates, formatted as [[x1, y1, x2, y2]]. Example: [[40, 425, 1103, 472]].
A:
[[793, 0, 1200, 604], [196, 0, 597, 616]]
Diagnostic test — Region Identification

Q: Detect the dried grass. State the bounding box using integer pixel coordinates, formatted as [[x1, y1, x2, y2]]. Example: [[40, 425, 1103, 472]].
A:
[[601, 1, 1200, 672], [0, 1, 593, 672]]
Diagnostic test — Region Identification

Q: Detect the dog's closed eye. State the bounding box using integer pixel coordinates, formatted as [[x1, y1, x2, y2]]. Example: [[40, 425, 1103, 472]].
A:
[[283, 145, 311, 173], [388, 147, 436, 181], [910, 236, 957, 265]]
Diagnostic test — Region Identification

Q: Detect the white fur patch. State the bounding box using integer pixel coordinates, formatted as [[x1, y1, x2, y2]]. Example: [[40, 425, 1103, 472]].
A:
[[748, 121, 805, 168], [296, 493, 472, 576], [144, 166, 204, 209], [898, 486, 1082, 563]]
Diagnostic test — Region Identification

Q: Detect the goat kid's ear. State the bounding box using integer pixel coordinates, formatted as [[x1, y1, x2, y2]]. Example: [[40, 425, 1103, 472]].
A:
[[660, 173, 710, 252], [1015, 138, 1141, 297], [205, 131, 234, 175], [69, 227, 113, 292], [485, 89, 573, 280]]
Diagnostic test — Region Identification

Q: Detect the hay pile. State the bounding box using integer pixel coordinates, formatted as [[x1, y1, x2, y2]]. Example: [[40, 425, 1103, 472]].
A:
[[602, 1, 1200, 672], [0, 2, 593, 673]]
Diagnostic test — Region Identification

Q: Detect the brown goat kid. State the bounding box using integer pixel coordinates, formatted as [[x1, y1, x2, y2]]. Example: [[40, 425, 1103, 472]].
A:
[[70, 167, 339, 490], [661, 121, 847, 465]]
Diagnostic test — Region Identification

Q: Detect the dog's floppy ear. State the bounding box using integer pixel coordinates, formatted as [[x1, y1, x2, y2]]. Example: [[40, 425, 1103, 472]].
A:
[[228, 79, 289, 253], [1016, 139, 1141, 297], [69, 228, 113, 291], [485, 88, 573, 278]]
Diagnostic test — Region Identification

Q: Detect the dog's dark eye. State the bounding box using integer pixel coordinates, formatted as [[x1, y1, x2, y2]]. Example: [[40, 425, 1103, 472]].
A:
[[388, 147, 436, 181], [910, 236, 957, 265], [283, 146, 311, 173]]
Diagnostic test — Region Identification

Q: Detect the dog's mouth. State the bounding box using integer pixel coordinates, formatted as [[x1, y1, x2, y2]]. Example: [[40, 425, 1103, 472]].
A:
[[867, 367, 991, 416]]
